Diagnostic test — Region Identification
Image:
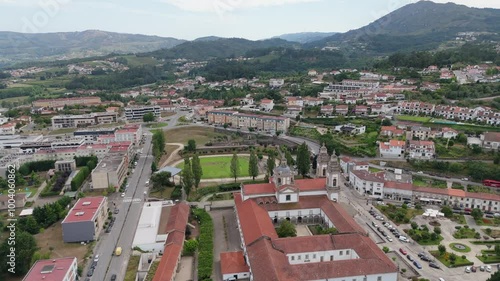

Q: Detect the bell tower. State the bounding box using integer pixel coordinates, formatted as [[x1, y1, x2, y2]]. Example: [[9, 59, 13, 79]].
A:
[[326, 151, 341, 201], [316, 144, 329, 177]]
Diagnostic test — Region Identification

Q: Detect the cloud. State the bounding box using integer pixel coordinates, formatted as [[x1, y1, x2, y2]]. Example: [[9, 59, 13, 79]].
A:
[[160, 0, 320, 13]]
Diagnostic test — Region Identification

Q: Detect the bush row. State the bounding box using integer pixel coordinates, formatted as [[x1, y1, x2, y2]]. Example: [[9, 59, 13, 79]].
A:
[[193, 208, 214, 281]]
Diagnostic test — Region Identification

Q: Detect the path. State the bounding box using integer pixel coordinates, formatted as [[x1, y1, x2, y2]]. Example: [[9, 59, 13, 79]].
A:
[[27, 181, 46, 203], [160, 143, 184, 168]]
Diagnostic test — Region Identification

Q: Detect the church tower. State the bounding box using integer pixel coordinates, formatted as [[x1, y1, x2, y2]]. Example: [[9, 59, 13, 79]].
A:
[[316, 144, 330, 177], [273, 156, 294, 188], [326, 150, 341, 201]]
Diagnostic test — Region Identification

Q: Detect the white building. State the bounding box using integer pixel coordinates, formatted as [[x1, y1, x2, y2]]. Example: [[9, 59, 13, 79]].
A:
[[260, 99, 275, 112], [350, 170, 385, 198], [379, 140, 405, 159], [124, 105, 161, 120], [269, 79, 285, 88]]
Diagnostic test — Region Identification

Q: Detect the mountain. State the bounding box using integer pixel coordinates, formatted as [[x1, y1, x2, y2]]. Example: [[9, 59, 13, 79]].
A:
[[274, 32, 337, 43], [145, 38, 297, 60], [0, 30, 186, 66], [307, 1, 500, 53], [194, 36, 225, 42]]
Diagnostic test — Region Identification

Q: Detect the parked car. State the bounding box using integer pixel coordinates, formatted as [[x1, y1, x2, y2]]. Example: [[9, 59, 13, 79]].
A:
[[407, 255, 414, 262], [93, 255, 99, 262], [87, 268, 94, 277], [465, 266, 471, 273], [121, 193, 125, 198], [386, 236, 393, 242], [111, 274, 117, 281], [429, 262, 440, 269], [91, 261, 97, 269], [479, 265, 485, 272], [413, 261, 422, 269], [420, 255, 431, 262], [486, 265, 492, 272], [471, 266, 477, 272], [114, 208, 119, 214], [399, 248, 407, 255]]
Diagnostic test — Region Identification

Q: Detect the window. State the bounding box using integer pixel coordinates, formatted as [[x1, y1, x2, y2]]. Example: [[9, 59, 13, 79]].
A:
[[340, 251, 343, 256], [377, 277, 382, 281], [305, 254, 309, 259], [313, 254, 316, 259], [330, 256, 333, 261], [286, 195, 291, 201], [346, 250, 350, 255], [291, 256, 294, 261], [298, 255, 301, 260]]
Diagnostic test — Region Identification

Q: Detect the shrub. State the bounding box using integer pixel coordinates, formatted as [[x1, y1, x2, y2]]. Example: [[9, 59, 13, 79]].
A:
[[193, 208, 214, 281], [382, 246, 389, 253]]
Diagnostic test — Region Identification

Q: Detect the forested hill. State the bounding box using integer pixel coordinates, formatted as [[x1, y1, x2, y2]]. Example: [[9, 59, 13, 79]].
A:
[[307, 1, 500, 53], [143, 38, 297, 60]]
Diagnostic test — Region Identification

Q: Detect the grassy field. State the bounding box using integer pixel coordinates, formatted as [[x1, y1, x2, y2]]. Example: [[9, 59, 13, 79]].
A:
[[396, 115, 432, 123], [149, 187, 174, 200], [125, 255, 141, 281], [146, 122, 168, 128], [176, 156, 250, 179], [165, 126, 225, 145], [430, 251, 474, 267], [0, 95, 30, 103]]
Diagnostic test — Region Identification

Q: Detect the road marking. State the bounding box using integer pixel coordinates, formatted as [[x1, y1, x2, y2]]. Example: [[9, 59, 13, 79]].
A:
[[123, 198, 142, 203]]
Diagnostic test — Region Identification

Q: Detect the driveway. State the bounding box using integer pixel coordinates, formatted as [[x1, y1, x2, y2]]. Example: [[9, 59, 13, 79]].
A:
[[210, 209, 242, 281]]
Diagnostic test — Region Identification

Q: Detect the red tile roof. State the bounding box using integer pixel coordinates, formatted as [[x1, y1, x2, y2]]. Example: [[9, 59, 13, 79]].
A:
[[234, 193, 278, 245], [62, 197, 106, 223], [24, 257, 77, 281], [165, 203, 190, 233], [243, 183, 275, 195], [220, 251, 250, 275], [295, 178, 326, 191]]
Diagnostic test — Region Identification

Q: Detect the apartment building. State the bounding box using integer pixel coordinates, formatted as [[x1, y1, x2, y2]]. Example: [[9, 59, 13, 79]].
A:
[[124, 105, 161, 120], [350, 170, 385, 197], [51, 112, 118, 129], [207, 111, 290, 133], [33, 97, 101, 109], [62, 197, 108, 243], [410, 126, 434, 140], [91, 152, 128, 190], [74, 128, 116, 144], [23, 257, 78, 281]]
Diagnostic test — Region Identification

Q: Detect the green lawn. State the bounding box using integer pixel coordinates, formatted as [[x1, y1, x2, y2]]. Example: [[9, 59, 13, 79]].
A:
[[146, 122, 168, 128], [453, 226, 479, 239], [450, 243, 471, 253], [396, 115, 432, 123], [478, 250, 500, 264], [177, 156, 250, 179], [430, 251, 474, 267]]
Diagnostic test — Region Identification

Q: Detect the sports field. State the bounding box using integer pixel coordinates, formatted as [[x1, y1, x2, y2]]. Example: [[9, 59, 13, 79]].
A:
[[176, 156, 250, 179]]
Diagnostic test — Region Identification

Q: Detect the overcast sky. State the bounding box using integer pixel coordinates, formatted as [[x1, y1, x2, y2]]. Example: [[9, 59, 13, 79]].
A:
[[0, 0, 498, 40]]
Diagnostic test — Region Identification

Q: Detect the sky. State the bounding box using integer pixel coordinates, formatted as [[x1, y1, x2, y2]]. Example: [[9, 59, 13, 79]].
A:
[[0, 0, 499, 40]]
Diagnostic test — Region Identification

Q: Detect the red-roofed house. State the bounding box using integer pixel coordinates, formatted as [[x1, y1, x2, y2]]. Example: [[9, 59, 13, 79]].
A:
[[61, 197, 107, 242], [260, 99, 275, 112], [335, 105, 349, 115], [380, 126, 404, 137], [407, 140, 435, 159], [221, 252, 250, 280], [23, 257, 78, 281], [0, 122, 16, 135], [379, 140, 405, 159]]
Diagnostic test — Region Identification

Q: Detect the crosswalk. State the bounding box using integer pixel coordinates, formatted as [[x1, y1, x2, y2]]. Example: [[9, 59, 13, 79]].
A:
[[123, 197, 143, 203]]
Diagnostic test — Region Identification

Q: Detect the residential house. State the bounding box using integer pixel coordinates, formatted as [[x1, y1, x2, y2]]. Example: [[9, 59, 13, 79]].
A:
[[23, 257, 78, 281], [349, 170, 385, 198], [269, 79, 285, 88], [334, 124, 366, 135], [410, 126, 434, 140], [380, 126, 404, 137], [320, 105, 334, 116], [481, 132, 500, 150], [379, 140, 405, 159], [335, 105, 349, 115], [407, 140, 435, 159], [354, 105, 369, 116], [260, 99, 274, 112], [61, 197, 108, 243], [436, 127, 458, 139]]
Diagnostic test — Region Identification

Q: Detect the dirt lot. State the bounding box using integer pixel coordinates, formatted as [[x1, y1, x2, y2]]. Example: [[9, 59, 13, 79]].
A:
[[164, 126, 224, 146], [35, 222, 91, 267], [158, 144, 183, 167]]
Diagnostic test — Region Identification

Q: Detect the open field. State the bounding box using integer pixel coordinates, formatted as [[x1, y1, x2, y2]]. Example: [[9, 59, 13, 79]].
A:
[[176, 156, 250, 179], [35, 222, 91, 266], [0, 95, 30, 103], [396, 115, 432, 123], [164, 126, 225, 145], [146, 122, 168, 128]]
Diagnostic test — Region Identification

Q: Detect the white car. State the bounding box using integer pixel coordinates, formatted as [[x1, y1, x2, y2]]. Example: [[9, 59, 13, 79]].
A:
[[145, 181, 150, 185], [486, 265, 492, 272], [417, 171, 424, 174], [93, 254, 99, 262], [386, 236, 393, 242], [461, 177, 469, 181], [465, 266, 471, 273], [121, 193, 125, 198]]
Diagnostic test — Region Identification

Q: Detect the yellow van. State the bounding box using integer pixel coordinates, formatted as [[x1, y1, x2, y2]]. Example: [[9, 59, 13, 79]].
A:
[[115, 247, 122, 256]]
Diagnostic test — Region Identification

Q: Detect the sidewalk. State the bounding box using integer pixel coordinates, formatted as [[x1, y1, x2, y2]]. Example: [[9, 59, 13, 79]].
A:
[[27, 181, 46, 203]]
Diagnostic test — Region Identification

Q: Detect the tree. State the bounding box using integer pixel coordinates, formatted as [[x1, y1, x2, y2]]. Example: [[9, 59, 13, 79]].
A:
[[187, 139, 197, 152], [267, 153, 275, 176], [183, 239, 199, 256], [471, 208, 483, 220], [381, 119, 392, 126], [296, 142, 311, 177], [151, 171, 173, 194], [438, 244, 446, 256], [495, 244, 500, 257], [441, 206, 453, 218], [0, 231, 37, 276], [411, 222, 418, 230], [487, 271, 500, 281], [230, 153, 240, 182], [248, 150, 259, 180], [151, 161, 158, 173], [181, 158, 194, 195], [276, 220, 296, 238], [191, 154, 203, 189], [382, 246, 390, 253], [434, 226, 441, 235], [18, 216, 40, 235], [143, 112, 155, 122]]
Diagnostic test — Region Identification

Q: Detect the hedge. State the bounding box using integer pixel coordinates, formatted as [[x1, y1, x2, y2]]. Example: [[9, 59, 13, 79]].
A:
[[70, 167, 90, 191], [19, 160, 56, 175], [193, 208, 214, 281]]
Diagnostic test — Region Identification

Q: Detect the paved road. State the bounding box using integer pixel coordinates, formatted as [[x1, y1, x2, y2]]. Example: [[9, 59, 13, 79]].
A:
[[88, 131, 154, 281]]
